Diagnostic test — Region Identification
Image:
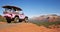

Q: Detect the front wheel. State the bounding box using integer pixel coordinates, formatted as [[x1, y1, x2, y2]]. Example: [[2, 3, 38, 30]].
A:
[[24, 17, 28, 23]]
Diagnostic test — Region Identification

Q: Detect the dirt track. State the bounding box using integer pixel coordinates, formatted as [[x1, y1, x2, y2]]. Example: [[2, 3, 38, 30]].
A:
[[0, 22, 60, 32]]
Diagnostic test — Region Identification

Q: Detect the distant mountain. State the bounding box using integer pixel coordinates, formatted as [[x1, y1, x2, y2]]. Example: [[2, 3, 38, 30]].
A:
[[30, 14, 60, 22]]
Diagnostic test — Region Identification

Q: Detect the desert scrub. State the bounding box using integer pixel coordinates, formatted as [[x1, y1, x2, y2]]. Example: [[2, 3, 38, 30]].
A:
[[32, 21, 60, 28], [0, 17, 6, 22]]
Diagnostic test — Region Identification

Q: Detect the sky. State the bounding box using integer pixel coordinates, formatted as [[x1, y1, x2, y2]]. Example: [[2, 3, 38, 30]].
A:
[[0, 0, 60, 18]]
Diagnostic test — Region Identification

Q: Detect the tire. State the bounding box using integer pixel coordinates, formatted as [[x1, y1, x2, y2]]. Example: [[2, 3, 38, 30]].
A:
[[14, 17, 19, 23], [6, 17, 11, 23], [24, 17, 28, 23], [19, 19, 27, 23]]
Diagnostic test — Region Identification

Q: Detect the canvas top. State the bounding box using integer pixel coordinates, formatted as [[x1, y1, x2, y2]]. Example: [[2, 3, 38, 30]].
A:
[[2, 5, 22, 11]]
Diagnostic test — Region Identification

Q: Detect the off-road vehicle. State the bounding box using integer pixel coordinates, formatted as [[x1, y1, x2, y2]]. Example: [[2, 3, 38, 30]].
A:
[[2, 5, 28, 23]]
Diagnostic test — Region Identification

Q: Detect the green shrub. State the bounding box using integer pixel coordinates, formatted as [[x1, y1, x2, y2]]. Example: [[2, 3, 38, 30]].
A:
[[0, 16, 6, 22], [31, 21, 60, 28]]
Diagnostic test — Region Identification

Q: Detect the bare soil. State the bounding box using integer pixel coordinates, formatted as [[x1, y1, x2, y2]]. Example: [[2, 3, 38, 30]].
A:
[[0, 22, 60, 32]]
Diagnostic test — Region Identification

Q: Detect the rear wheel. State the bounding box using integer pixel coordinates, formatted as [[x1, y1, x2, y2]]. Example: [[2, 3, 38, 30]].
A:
[[14, 17, 19, 23]]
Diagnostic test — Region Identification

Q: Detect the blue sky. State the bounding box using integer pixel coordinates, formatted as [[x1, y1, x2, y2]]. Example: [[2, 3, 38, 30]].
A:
[[0, 0, 60, 18]]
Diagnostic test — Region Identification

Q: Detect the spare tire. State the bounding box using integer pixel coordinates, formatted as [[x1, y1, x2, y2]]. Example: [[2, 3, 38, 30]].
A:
[[5, 17, 11, 23]]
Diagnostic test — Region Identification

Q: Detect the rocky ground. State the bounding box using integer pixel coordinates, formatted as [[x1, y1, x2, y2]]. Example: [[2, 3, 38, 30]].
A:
[[0, 22, 60, 32]]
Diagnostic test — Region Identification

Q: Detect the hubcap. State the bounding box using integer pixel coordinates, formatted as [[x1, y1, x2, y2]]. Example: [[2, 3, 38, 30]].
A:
[[14, 17, 19, 23]]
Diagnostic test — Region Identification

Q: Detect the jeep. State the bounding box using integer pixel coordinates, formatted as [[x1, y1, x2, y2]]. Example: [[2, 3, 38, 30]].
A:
[[2, 6, 28, 23]]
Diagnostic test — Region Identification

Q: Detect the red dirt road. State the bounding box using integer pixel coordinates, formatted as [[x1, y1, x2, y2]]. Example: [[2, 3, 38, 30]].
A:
[[0, 22, 60, 32]]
